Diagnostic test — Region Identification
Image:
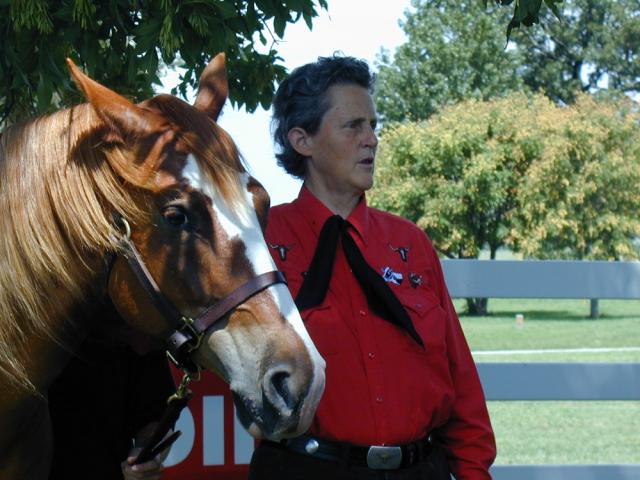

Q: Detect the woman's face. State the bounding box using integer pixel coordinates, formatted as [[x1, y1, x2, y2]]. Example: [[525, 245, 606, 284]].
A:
[[303, 84, 378, 199]]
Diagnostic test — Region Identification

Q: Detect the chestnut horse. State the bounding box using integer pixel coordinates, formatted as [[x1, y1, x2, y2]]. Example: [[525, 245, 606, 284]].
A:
[[0, 54, 325, 479]]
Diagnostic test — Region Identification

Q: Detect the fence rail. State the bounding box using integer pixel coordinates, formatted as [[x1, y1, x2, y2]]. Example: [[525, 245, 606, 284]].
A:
[[490, 464, 640, 480], [441, 259, 640, 299], [441, 259, 640, 480], [477, 362, 640, 400]]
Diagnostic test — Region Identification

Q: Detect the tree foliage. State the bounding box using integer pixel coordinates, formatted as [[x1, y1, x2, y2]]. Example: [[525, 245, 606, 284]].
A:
[[374, 0, 522, 123], [375, 0, 640, 123], [370, 91, 640, 312], [0, 0, 327, 124], [370, 92, 548, 262], [513, 0, 640, 105], [510, 95, 640, 260]]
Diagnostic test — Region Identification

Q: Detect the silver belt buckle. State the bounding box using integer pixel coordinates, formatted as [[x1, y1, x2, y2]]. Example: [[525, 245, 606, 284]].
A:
[[366, 445, 402, 470]]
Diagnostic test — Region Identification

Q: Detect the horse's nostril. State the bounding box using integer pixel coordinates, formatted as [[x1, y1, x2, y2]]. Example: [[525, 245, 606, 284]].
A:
[[271, 371, 293, 407], [264, 367, 299, 415]]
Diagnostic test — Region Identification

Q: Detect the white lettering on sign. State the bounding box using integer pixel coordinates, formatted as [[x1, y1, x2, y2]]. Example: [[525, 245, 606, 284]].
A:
[[234, 406, 255, 464], [203, 396, 224, 465], [164, 406, 195, 467], [163, 396, 256, 468]]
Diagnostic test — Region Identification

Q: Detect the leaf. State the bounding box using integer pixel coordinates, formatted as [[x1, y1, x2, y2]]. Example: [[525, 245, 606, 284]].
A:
[[215, 1, 237, 19], [36, 73, 52, 111], [134, 17, 162, 54], [273, 15, 286, 38], [303, 11, 313, 30], [544, 0, 563, 20], [127, 55, 137, 83]]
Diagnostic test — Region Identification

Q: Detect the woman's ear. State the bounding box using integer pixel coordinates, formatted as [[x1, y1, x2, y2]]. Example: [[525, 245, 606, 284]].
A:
[[288, 127, 313, 157]]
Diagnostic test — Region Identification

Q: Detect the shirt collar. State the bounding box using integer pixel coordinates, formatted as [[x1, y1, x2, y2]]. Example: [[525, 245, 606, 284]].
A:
[[293, 186, 370, 246]]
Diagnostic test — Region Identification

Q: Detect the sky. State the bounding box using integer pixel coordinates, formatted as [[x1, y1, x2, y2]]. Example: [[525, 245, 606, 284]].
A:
[[160, 0, 413, 206]]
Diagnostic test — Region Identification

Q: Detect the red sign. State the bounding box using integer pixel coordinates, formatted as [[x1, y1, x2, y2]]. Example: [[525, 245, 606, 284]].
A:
[[164, 366, 253, 480]]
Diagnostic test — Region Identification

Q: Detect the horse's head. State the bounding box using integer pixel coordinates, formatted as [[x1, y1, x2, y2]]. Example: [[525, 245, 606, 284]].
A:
[[67, 55, 325, 440]]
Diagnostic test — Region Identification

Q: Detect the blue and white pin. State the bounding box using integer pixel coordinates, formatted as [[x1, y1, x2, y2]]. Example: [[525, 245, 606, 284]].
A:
[[381, 266, 403, 285]]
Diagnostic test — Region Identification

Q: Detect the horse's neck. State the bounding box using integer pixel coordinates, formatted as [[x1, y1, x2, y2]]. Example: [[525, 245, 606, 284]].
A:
[[6, 295, 120, 401], [0, 300, 110, 480]]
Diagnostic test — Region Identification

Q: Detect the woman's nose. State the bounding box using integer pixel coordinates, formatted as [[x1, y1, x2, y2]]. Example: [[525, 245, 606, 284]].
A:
[[362, 125, 378, 148]]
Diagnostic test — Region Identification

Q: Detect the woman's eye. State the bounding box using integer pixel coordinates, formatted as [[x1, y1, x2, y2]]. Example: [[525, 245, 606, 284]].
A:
[[163, 206, 189, 228]]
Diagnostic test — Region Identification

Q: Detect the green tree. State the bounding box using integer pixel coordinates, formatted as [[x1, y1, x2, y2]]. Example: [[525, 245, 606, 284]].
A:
[[510, 94, 640, 260], [374, 0, 522, 123], [376, 0, 639, 123], [369, 92, 640, 313], [512, 0, 640, 105], [0, 0, 327, 124]]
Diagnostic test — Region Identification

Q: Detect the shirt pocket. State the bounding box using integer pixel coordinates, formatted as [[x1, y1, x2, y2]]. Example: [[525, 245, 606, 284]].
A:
[[396, 286, 448, 354]]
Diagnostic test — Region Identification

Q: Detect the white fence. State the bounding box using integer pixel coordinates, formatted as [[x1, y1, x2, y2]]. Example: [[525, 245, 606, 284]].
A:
[[442, 259, 640, 480]]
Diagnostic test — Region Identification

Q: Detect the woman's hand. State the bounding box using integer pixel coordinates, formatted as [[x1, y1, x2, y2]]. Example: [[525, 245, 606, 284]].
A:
[[121, 422, 173, 480]]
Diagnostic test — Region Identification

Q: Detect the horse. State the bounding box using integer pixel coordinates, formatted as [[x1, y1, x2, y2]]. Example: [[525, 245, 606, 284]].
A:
[[0, 54, 325, 479]]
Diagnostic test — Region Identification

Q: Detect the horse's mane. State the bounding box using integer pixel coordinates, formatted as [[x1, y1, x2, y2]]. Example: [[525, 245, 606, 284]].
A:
[[0, 96, 245, 393]]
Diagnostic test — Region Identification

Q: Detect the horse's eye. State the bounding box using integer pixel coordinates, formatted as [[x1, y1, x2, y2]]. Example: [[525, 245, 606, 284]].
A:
[[163, 206, 189, 228]]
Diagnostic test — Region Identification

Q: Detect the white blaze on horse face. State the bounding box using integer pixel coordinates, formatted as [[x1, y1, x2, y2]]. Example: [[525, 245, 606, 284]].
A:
[[182, 155, 325, 426]]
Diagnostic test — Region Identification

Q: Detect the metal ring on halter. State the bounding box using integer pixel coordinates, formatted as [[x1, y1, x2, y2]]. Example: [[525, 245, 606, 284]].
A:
[[114, 215, 131, 240]]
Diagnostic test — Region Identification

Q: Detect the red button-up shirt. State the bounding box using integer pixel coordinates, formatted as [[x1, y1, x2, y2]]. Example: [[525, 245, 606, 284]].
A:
[[266, 187, 496, 479]]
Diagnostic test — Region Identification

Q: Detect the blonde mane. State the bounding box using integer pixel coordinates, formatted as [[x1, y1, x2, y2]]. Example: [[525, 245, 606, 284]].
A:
[[0, 95, 245, 393]]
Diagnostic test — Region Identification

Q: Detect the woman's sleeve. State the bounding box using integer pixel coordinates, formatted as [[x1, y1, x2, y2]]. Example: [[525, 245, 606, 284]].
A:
[[425, 237, 497, 479]]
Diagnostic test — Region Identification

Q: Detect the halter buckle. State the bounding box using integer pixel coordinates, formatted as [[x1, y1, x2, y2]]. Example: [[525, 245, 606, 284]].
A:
[[179, 316, 204, 352]]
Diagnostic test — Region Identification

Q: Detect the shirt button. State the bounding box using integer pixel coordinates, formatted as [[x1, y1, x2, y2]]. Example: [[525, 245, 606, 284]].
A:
[[376, 396, 383, 403], [368, 352, 375, 359], [359, 310, 366, 316], [416, 303, 422, 309]]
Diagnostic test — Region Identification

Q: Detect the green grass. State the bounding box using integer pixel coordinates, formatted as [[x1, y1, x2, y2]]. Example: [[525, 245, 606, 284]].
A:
[[488, 401, 640, 464], [457, 298, 640, 357], [452, 298, 640, 465]]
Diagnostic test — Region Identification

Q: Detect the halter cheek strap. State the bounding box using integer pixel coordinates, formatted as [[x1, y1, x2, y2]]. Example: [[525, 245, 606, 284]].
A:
[[165, 270, 287, 370], [111, 214, 287, 373]]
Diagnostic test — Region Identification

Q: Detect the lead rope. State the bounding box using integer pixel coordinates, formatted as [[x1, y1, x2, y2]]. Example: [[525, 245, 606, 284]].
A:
[[132, 369, 201, 465]]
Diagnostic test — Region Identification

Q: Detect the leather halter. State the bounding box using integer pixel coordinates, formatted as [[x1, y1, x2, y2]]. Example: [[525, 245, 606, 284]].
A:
[[112, 216, 287, 374]]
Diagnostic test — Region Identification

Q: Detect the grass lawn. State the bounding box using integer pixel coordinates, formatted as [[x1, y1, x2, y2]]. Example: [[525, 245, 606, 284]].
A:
[[457, 298, 640, 360], [453, 298, 640, 464], [488, 401, 640, 464]]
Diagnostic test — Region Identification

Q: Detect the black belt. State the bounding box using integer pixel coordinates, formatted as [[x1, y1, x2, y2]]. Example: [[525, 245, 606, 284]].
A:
[[265, 434, 434, 470]]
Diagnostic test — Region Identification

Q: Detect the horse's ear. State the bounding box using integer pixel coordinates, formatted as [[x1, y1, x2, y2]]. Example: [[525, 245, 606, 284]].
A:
[[193, 53, 228, 121], [66, 58, 174, 189], [66, 58, 164, 140]]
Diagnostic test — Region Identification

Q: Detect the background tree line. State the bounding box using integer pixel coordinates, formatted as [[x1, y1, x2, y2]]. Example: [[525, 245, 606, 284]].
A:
[[0, 0, 328, 125], [0, 0, 557, 126], [370, 0, 640, 314]]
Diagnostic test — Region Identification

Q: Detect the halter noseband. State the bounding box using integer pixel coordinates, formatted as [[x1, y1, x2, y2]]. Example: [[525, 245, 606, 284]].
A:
[[111, 215, 287, 374]]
